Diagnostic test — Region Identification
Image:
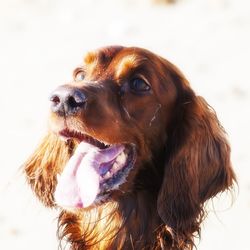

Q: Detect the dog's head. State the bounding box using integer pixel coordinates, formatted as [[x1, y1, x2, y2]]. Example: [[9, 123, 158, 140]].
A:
[[24, 46, 235, 240]]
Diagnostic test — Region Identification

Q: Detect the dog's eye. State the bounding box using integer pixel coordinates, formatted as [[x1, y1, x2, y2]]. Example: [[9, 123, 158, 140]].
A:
[[74, 70, 85, 81], [129, 78, 151, 92]]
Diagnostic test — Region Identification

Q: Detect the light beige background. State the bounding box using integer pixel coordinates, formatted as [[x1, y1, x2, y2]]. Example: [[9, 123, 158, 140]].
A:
[[0, 0, 249, 249]]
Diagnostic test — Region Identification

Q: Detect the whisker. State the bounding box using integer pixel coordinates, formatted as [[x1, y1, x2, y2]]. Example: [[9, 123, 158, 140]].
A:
[[149, 103, 162, 127], [122, 105, 132, 120]]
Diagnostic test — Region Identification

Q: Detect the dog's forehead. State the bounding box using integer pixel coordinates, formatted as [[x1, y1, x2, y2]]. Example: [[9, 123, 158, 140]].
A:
[[84, 46, 124, 65], [82, 46, 153, 80]]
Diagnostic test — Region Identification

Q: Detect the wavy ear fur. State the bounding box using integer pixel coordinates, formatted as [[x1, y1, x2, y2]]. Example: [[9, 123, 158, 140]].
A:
[[24, 133, 72, 207], [157, 72, 236, 247]]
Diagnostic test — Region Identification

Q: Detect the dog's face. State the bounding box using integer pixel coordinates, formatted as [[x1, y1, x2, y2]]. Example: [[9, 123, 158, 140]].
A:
[[49, 46, 177, 208], [25, 46, 235, 247]]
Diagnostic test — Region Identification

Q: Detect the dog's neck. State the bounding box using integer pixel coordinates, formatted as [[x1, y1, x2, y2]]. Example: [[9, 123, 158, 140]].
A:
[[58, 191, 166, 250]]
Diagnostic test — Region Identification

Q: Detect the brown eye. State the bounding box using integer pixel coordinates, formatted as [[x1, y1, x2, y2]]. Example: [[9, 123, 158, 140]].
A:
[[74, 70, 85, 81], [129, 78, 151, 92]]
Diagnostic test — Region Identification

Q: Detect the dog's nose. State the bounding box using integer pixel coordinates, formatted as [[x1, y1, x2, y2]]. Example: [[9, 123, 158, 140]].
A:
[[50, 86, 87, 116]]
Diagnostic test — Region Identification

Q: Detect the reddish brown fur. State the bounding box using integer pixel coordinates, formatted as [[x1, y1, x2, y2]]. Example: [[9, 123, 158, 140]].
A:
[[24, 46, 236, 249]]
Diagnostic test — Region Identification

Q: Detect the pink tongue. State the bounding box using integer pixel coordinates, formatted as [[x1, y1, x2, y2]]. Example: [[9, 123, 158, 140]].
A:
[[54, 141, 124, 208]]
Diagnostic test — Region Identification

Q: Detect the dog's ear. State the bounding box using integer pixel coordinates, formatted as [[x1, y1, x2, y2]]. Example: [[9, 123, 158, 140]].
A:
[[24, 132, 71, 207], [157, 70, 236, 246]]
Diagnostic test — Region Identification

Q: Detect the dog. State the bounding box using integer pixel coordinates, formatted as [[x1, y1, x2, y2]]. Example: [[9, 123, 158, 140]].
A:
[[24, 46, 236, 249]]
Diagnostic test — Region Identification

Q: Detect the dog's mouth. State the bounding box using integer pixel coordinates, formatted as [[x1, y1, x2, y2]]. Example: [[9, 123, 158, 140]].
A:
[[54, 129, 136, 209]]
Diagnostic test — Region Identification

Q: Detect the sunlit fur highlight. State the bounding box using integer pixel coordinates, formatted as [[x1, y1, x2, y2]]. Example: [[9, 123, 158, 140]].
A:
[[25, 133, 72, 207], [58, 202, 126, 249], [84, 52, 97, 65], [114, 54, 147, 80]]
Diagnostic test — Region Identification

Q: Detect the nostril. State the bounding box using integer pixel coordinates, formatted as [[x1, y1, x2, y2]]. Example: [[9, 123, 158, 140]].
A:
[[68, 96, 82, 108], [50, 95, 61, 105], [67, 90, 86, 109]]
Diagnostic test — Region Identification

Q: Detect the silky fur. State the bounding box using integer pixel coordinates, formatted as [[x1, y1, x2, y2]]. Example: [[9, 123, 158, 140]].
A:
[[24, 46, 236, 250]]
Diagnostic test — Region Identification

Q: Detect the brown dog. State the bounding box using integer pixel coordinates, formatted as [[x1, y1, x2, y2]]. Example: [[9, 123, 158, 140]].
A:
[[24, 46, 236, 249]]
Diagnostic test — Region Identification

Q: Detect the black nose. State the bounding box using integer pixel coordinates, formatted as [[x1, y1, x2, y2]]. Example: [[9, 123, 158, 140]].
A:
[[50, 86, 87, 116]]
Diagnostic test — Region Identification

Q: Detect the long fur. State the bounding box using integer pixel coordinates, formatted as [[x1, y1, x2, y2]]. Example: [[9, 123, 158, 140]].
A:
[[24, 46, 236, 250]]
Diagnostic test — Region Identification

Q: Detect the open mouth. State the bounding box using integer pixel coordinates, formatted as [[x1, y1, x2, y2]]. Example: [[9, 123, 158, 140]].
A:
[[55, 128, 136, 208], [59, 129, 109, 149]]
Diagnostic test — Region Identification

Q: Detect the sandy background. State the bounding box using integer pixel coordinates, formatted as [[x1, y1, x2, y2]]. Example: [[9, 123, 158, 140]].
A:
[[0, 0, 249, 249]]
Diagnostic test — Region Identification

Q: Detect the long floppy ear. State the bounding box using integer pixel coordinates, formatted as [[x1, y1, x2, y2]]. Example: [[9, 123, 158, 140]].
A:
[[157, 72, 236, 246], [24, 132, 72, 207]]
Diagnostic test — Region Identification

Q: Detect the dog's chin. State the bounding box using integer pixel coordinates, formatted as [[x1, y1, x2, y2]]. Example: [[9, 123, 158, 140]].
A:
[[54, 128, 137, 210]]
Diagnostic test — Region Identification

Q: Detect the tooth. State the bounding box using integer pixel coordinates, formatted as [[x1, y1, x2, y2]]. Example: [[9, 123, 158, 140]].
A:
[[105, 171, 111, 178], [116, 153, 126, 164], [116, 155, 121, 161], [113, 163, 118, 170]]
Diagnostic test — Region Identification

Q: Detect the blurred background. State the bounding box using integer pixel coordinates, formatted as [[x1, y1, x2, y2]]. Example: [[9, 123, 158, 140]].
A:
[[0, 0, 249, 249]]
